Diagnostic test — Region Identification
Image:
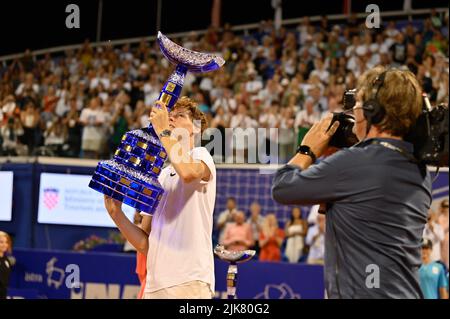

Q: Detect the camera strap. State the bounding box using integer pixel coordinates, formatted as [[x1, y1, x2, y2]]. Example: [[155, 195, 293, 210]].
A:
[[371, 140, 418, 164]]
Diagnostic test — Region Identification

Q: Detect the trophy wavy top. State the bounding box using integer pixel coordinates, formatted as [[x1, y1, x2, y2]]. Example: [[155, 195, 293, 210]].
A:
[[157, 31, 225, 73], [214, 245, 256, 263]]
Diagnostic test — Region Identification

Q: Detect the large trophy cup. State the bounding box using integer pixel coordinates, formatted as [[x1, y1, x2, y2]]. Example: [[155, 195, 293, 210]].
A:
[[214, 245, 256, 299], [89, 32, 225, 214]]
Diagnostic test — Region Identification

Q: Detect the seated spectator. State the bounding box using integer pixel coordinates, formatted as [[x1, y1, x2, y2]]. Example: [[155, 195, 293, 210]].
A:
[[43, 117, 68, 156], [284, 207, 308, 263], [259, 213, 284, 262], [419, 239, 449, 299], [306, 214, 326, 265], [222, 211, 254, 252]]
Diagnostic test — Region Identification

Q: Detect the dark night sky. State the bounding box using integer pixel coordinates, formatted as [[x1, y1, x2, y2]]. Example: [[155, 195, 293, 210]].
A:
[[0, 0, 447, 56]]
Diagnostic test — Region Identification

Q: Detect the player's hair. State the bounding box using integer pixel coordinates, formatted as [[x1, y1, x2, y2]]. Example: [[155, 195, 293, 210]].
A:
[[172, 96, 208, 133]]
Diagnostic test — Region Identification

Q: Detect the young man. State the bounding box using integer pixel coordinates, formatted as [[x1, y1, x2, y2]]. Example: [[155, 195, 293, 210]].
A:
[[104, 96, 216, 299], [419, 239, 449, 299]]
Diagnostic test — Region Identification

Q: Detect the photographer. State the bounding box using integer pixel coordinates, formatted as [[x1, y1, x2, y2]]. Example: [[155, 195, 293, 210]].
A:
[[272, 66, 432, 298]]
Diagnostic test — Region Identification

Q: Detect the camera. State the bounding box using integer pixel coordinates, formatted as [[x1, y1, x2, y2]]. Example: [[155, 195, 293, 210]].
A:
[[327, 89, 359, 148], [328, 89, 449, 166], [404, 96, 449, 167]]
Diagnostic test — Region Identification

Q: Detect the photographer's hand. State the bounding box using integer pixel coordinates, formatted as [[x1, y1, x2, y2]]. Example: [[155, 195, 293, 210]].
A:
[[289, 114, 339, 170]]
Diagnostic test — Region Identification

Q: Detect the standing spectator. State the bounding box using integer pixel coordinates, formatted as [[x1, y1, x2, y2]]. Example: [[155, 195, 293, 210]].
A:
[[15, 73, 39, 98], [423, 209, 445, 262], [259, 213, 284, 262], [79, 97, 105, 159], [419, 239, 449, 299], [389, 33, 407, 67], [222, 211, 254, 252], [228, 103, 257, 163], [216, 197, 239, 245], [438, 199, 449, 269], [284, 207, 308, 263], [294, 97, 321, 146], [0, 231, 13, 300], [210, 105, 230, 162], [63, 97, 82, 157], [247, 202, 264, 255], [306, 214, 326, 265], [109, 103, 132, 154], [20, 100, 40, 155], [278, 107, 296, 163], [258, 101, 280, 163], [211, 88, 237, 114]]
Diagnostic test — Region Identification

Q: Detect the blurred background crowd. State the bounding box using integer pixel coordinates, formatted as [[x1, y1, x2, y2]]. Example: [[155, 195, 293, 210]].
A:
[[0, 11, 448, 163]]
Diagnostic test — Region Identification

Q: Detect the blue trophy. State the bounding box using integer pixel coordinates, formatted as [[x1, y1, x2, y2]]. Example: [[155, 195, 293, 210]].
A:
[[89, 32, 225, 214]]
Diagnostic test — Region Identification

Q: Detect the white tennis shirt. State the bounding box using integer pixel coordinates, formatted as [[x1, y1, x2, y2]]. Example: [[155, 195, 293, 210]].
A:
[[143, 147, 216, 295]]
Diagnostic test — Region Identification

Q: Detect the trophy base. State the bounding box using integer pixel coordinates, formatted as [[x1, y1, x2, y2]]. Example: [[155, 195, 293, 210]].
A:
[[89, 159, 164, 214]]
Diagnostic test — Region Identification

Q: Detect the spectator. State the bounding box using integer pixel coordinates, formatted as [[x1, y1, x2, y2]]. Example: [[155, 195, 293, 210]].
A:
[[109, 102, 133, 153], [63, 97, 82, 157], [259, 213, 284, 262], [222, 211, 254, 252], [20, 100, 40, 155], [0, 231, 13, 300], [216, 197, 238, 244], [258, 101, 280, 162], [246, 202, 264, 255], [0, 116, 24, 156], [278, 106, 296, 163], [15, 73, 39, 99], [43, 117, 68, 156], [284, 207, 308, 263], [438, 199, 449, 269], [390, 33, 407, 67], [306, 214, 326, 265], [423, 209, 445, 262], [79, 97, 105, 159], [1, 95, 18, 124], [228, 103, 257, 163], [419, 238, 449, 299], [294, 97, 320, 146]]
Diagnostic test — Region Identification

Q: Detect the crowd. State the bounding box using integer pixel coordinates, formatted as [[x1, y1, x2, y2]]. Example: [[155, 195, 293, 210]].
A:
[[0, 11, 448, 162], [214, 196, 326, 265]]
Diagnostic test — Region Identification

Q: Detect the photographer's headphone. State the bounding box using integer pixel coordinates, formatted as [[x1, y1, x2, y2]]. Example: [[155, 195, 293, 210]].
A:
[[362, 71, 387, 129]]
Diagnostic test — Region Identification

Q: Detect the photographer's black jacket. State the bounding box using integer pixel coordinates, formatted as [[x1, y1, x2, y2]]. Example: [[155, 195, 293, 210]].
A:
[[272, 138, 432, 299]]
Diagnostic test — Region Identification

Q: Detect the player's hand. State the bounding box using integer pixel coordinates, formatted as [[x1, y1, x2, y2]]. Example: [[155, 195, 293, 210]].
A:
[[150, 100, 170, 136], [104, 195, 123, 217], [301, 114, 339, 158]]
